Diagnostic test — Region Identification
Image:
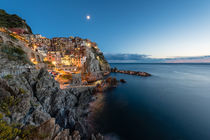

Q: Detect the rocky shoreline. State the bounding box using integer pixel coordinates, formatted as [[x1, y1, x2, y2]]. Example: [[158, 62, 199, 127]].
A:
[[111, 67, 151, 77], [0, 67, 108, 140]]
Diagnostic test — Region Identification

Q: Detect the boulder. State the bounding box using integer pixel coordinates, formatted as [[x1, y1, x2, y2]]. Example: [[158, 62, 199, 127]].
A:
[[120, 79, 126, 83]]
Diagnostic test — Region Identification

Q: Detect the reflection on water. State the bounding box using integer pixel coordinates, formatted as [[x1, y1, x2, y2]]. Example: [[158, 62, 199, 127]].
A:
[[88, 92, 105, 132], [93, 63, 210, 140], [89, 93, 105, 116]]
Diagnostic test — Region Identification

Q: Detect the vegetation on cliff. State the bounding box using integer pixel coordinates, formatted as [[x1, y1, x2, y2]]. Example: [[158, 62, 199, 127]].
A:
[[0, 9, 32, 33], [0, 80, 36, 140], [0, 113, 21, 140], [0, 112, 38, 140], [0, 44, 31, 64]]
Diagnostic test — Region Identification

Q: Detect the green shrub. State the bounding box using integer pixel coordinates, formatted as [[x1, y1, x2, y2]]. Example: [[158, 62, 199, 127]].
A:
[[0, 111, 47, 140], [0, 9, 32, 33], [0, 96, 20, 116], [0, 113, 21, 140], [1, 45, 31, 63], [19, 125, 36, 139], [0, 113, 37, 140], [1, 44, 25, 55], [3, 74, 13, 80], [19, 88, 26, 94]]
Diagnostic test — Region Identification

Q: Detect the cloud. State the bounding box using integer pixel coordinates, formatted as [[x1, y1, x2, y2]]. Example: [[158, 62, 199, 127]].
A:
[[104, 53, 210, 63], [164, 55, 210, 63], [104, 53, 149, 60], [104, 53, 160, 63]]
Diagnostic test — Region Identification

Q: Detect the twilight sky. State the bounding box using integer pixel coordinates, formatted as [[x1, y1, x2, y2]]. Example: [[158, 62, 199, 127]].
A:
[[1, 0, 210, 61]]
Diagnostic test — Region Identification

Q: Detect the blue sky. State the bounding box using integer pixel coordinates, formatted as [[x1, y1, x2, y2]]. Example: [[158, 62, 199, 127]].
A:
[[1, 0, 210, 61]]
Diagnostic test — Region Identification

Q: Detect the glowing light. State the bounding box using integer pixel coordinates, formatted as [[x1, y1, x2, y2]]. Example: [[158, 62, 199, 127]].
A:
[[33, 45, 37, 51], [87, 43, 91, 47], [52, 61, 56, 65], [44, 57, 48, 61], [31, 58, 37, 64], [86, 15, 91, 20]]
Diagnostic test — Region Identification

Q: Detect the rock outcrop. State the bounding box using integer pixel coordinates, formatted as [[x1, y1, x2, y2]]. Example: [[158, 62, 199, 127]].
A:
[[120, 79, 126, 83], [83, 46, 110, 82], [111, 67, 151, 77]]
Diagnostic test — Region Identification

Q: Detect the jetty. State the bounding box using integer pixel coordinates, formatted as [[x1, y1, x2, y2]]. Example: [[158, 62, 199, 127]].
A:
[[111, 67, 151, 77]]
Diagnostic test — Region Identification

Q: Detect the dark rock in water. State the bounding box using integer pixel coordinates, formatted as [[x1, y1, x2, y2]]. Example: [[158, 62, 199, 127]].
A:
[[112, 77, 118, 86], [106, 77, 118, 87], [111, 67, 118, 73], [111, 68, 151, 77], [95, 77, 120, 92], [120, 79, 126, 83]]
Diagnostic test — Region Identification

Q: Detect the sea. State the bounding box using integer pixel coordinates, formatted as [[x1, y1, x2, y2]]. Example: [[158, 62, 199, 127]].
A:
[[93, 63, 210, 140]]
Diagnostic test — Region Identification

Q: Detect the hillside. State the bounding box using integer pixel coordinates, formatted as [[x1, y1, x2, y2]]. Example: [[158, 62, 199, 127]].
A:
[[0, 9, 32, 34]]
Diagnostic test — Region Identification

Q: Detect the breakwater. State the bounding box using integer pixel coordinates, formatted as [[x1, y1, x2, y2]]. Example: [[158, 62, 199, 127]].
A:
[[111, 67, 151, 77]]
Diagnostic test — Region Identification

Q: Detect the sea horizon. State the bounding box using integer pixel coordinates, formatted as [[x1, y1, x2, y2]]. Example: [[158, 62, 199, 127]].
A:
[[94, 63, 210, 140], [1, 0, 210, 139]]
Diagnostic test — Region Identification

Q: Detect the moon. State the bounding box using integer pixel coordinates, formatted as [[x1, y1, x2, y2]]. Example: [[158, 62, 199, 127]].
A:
[[86, 15, 91, 20]]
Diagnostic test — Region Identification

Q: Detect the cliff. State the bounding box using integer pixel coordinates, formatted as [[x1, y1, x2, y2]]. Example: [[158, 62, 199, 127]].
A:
[[83, 46, 110, 82], [0, 10, 110, 140], [0, 66, 102, 140]]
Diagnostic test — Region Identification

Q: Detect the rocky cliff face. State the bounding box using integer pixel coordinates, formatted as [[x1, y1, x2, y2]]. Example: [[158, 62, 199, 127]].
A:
[[0, 10, 110, 140], [0, 45, 104, 140], [83, 47, 110, 82]]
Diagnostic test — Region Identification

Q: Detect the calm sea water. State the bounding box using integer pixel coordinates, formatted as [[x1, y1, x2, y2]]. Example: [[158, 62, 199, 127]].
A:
[[94, 63, 210, 140]]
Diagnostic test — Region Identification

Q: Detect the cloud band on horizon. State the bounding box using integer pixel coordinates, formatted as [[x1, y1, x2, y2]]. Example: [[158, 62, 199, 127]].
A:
[[104, 53, 210, 63]]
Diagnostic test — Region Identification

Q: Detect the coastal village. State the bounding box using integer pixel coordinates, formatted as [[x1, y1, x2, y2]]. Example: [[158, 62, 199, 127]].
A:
[[0, 26, 106, 88], [0, 9, 152, 140], [0, 9, 113, 140]]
